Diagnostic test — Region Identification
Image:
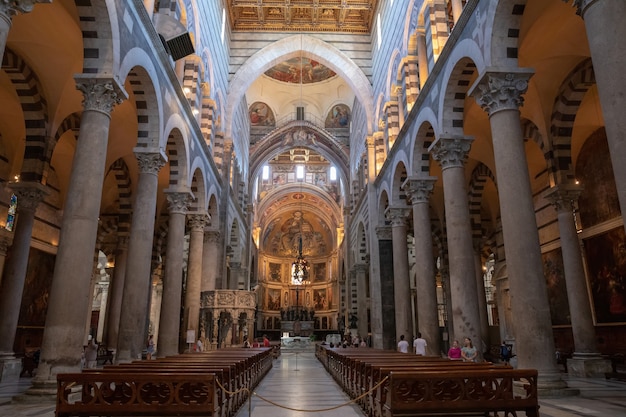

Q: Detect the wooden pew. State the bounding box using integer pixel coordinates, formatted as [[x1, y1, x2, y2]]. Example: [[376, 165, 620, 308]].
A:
[[57, 372, 216, 417], [56, 348, 272, 417], [383, 368, 539, 417]]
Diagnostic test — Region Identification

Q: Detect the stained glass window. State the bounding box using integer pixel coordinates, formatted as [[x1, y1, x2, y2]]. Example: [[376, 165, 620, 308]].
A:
[[5, 193, 17, 231]]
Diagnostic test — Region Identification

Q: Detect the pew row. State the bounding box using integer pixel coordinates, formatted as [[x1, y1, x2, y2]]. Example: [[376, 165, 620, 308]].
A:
[[56, 347, 273, 417]]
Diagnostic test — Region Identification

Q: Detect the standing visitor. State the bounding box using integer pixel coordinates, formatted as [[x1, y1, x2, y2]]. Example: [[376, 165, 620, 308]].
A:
[[413, 332, 427, 356], [397, 334, 409, 353], [461, 337, 478, 362], [146, 334, 155, 360]]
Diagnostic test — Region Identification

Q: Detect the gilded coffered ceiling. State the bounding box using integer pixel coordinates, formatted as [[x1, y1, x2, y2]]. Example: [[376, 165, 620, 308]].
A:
[[226, 0, 379, 33]]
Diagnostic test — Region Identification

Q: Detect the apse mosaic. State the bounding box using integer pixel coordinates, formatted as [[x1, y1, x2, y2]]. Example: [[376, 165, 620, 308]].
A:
[[264, 57, 336, 84]]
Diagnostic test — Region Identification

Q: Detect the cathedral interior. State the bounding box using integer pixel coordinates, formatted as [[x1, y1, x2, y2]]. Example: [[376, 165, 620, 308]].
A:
[[0, 0, 625, 391]]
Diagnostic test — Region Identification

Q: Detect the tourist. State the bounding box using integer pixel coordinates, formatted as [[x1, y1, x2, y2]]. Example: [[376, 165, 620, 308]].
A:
[[413, 332, 427, 356], [448, 340, 462, 360], [146, 334, 155, 360], [263, 334, 270, 347], [461, 337, 478, 362], [85, 336, 98, 368], [397, 334, 409, 353]]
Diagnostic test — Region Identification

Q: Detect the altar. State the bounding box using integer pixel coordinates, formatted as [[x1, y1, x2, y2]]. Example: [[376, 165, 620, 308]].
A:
[[281, 334, 314, 350]]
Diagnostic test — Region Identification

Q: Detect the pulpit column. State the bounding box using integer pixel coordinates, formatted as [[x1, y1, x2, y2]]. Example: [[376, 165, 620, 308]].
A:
[[184, 214, 209, 345], [403, 176, 441, 356], [430, 136, 482, 358], [33, 76, 126, 387], [0, 183, 48, 381], [157, 190, 192, 357], [117, 149, 167, 362], [545, 184, 611, 376], [470, 69, 572, 394], [385, 207, 413, 341]]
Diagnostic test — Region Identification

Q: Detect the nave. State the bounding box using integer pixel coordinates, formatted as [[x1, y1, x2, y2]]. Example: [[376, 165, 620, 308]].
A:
[[2, 350, 626, 417]]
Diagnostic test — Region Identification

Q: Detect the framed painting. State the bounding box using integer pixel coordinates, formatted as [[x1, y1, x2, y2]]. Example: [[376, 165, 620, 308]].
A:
[[269, 262, 281, 282], [542, 248, 571, 326], [267, 289, 281, 310], [313, 263, 326, 282], [583, 226, 626, 324]]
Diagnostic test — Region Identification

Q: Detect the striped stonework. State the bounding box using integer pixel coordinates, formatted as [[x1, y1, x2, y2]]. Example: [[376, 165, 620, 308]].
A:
[[405, 56, 420, 109], [75, 0, 114, 74], [427, 0, 450, 63], [2, 48, 48, 183], [442, 60, 477, 135], [467, 163, 496, 244], [183, 57, 202, 116], [549, 58, 595, 185], [384, 100, 400, 149], [110, 158, 133, 239], [127, 70, 160, 148], [213, 132, 225, 174], [201, 97, 216, 149], [373, 131, 386, 174], [50, 113, 82, 186]]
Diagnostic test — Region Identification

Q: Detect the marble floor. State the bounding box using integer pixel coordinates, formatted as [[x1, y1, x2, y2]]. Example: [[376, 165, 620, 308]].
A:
[[1, 351, 626, 416]]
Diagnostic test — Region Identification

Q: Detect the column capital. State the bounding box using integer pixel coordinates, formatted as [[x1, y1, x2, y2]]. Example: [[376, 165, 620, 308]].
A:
[[469, 68, 534, 116], [544, 183, 583, 213], [0, 0, 50, 16], [563, 0, 599, 16], [204, 229, 221, 243], [385, 206, 410, 227], [429, 135, 473, 170], [74, 75, 127, 115], [375, 225, 392, 240], [134, 148, 167, 175], [188, 213, 209, 231], [8, 181, 49, 211], [366, 136, 376, 147], [164, 189, 193, 214], [402, 176, 437, 205]]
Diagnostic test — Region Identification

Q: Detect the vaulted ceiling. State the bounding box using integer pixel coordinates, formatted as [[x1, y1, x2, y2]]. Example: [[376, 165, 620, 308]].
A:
[[226, 0, 380, 33]]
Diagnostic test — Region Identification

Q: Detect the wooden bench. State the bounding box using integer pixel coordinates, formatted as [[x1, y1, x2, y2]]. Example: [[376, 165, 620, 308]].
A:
[[57, 348, 272, 417], [383, 369, 539, 417], [57, 372, 216, 417]]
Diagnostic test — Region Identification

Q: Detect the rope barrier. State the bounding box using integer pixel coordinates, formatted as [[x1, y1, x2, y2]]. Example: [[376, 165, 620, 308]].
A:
[[248, 375, 389, 413]]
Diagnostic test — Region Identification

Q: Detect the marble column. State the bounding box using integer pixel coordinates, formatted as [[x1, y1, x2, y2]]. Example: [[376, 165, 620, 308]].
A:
[[376, 225, 396, 350], [366, 137, 384, 348], [184, 214, 208, 345], [157, 190, 191, 357], [0, 0, 50, 61], [416, 27, 429, 88], [28, 77, 126, 390], [230, 261, 242, 290], [430, 136, 482, 359], [473, 238, 490, 354], [569, 0, 626, 236], [354, 263, 369, 342], [470, 69, 573, 396], [117, 149, 166, 362], [403, 176, 441, 356], [0, 230, 13, 289], [202, 230, 220, 292], [451, 0, 464, 24], [545, 184, 611, 377], [0, 183, 48, 381], [386, 206, 413, 342], [103, 236, 128, 350]]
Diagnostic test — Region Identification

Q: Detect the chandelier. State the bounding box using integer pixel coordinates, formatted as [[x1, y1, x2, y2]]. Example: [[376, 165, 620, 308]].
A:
[[291, 36, 309, 287]]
